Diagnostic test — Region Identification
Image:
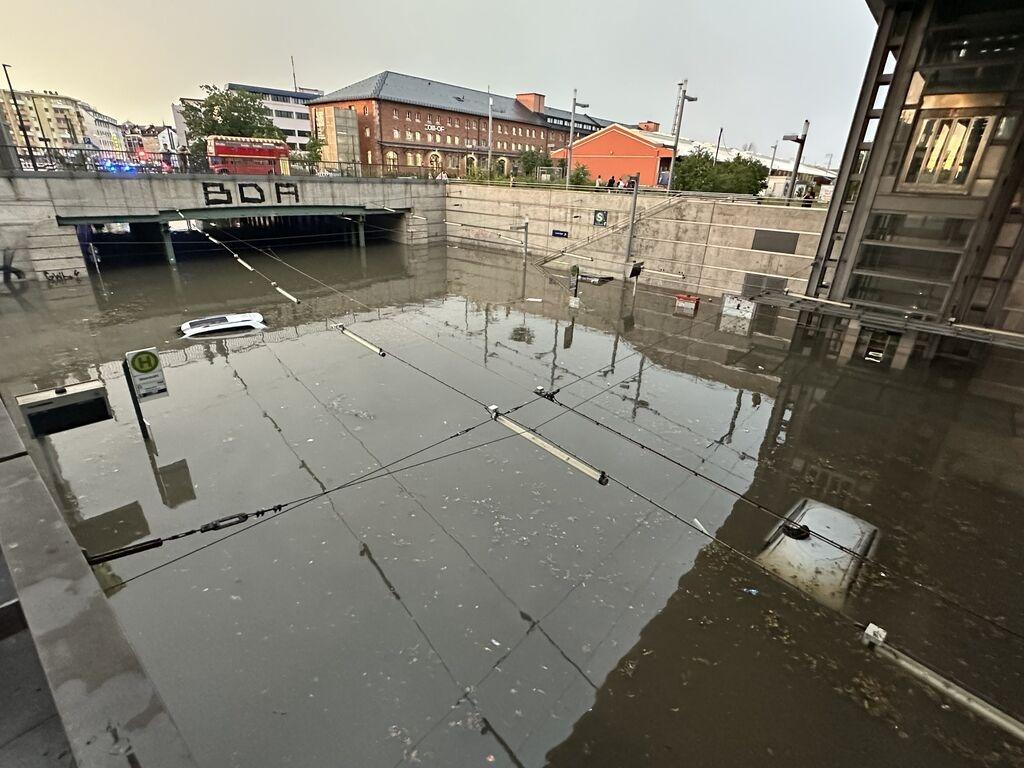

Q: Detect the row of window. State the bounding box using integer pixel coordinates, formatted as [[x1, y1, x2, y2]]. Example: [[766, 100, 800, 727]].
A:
[[269, 93, 307, 105], [384, 150, 489, 170], [388, 128, 480, 147], [496, 124, 540, 138], [280, 129, 311, 138]]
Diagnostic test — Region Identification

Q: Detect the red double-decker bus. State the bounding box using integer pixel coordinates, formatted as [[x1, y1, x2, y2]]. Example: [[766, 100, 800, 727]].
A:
[[206, 135, 292, 175]]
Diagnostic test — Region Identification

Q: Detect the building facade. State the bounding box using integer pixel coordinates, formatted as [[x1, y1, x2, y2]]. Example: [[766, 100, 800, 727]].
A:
[[0, 89, 124, 153], [121, 123, 177, 153], [551, 122, 838, 192], [808, 0, 1024, 348], [309, 71, 623, 175]]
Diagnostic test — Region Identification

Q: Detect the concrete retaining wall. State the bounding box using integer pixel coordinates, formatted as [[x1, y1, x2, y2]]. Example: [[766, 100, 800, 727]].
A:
[[445, 183, 826, 297]]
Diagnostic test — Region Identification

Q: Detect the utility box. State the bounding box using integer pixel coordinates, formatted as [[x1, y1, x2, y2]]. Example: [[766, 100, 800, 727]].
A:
[[16, 381, 113, 438], [674, 294, 700, 317]]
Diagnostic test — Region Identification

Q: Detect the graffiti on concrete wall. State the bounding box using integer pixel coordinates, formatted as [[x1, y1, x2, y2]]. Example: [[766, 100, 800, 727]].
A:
[[201, 181, 300, 207]]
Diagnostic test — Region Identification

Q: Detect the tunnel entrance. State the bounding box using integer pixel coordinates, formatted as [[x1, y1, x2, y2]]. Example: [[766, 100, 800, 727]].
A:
[[76, 213, 405, 268]]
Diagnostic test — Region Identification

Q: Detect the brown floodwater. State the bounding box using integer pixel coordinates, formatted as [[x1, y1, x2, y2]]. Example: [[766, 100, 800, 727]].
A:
[[0, 237, 1022, 767]]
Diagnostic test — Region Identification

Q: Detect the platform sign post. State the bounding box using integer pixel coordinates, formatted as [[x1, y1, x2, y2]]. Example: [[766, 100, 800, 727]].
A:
[[124, 348, 168, 441]]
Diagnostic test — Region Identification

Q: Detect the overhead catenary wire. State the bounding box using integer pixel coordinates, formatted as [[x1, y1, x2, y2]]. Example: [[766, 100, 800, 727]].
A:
[[88, 235, 1024, 734], [196, 227, 302, 303], [109, 224, 1024, 651], [98, 359, 648, 583], [536, 388, 1024, 645], [587, 469, 1024, 740]]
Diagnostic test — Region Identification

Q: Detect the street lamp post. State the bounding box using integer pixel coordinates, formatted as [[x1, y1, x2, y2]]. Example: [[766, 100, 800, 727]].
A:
[[510, 216, 529, 265], [565, 89, 589, 188], [487, 87, 493, 181], [666, 79, 697, 191], [2, 64, 37, 170], [783, 119, 810, 204]]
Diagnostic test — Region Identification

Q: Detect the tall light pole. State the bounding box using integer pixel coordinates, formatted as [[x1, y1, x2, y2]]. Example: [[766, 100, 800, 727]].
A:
[[2, 64, 36, 170], [783, 119, 810, 203], [486, 87, 493, 180], [565, 88, 589, 188], [666, 79, 697, 191], [713, 126, 724, 164]]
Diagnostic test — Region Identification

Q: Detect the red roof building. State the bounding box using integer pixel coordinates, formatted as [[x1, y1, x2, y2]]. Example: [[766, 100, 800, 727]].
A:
[[551, 123, 674, 186]]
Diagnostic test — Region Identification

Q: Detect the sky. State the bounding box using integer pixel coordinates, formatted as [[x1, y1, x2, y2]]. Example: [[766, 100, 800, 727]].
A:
[[1, 0, 877, 166]]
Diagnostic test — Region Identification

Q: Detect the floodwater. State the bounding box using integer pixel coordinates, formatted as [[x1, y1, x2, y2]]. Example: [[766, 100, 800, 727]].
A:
[[1, 237, 1023, 767]]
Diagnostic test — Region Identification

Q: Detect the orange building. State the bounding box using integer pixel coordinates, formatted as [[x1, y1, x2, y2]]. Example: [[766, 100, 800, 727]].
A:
[[552, 122, 675, 186]]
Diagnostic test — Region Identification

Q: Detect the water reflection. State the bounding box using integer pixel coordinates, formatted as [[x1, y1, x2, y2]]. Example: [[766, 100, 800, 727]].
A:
[[0, 241, 1021, 766]]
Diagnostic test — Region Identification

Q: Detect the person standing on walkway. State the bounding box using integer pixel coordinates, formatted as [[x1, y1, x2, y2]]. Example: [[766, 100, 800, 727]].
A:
[[595, 175, 603, 187], [606, 176, 616, 189]]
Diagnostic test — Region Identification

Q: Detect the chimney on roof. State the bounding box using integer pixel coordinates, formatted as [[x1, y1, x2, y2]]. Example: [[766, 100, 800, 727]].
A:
[[516, 93, 546, 113], [637, 121, 660, 132]]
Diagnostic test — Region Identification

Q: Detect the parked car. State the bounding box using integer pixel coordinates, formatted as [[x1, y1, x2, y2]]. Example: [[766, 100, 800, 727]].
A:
[[179, 313, 266, 339]]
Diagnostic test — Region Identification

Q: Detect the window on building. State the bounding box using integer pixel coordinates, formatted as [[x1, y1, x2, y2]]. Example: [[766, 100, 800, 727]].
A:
[[298, 130, 310, 137], [393, 128, 400, 139], [541, 130, 544, 138], [903, 114, 992, 188], [406, 130, 413, 140], [386, 150, 398, 169], [454, 118, 460, 127], [363, 106, 368, 116], [415, 131, 421, 141], [447, 116, 452, 126], [448, 154, 459, 169], [367, 150, 372, 164], [454, 136, 460, 145], [274, 110, 293, 119], [415, 152, 422, 166], [271, 94, 288, 103], [364, 127, 370, 137], [407, 110, 412, 120], [393, 108, 399, 119], [415, 111, 420, 121], [406, 152, 414, 165], [446, 135, 451, 144]]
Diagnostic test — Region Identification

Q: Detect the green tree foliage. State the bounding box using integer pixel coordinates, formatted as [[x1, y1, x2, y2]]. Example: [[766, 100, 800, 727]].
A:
[[569, 163, 592, 186], [671, 148, 768, 195], [518, 149, 553, 178], [180, 85, 283, 158], [292, 135, 325, 173]]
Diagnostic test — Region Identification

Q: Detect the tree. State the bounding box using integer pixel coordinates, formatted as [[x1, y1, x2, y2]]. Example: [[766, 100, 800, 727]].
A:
[[180, 85, 283, 159], [518, 148, 552, 178], [714, 154, 769, 195], [671, 148, 768, 195], [569, 163, 592, 186], [671, 148, 718, 192], [292, 135, 325, 174]]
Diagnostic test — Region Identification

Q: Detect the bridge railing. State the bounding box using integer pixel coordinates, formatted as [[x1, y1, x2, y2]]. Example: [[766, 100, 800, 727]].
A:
[[0, 144, 451, 180]]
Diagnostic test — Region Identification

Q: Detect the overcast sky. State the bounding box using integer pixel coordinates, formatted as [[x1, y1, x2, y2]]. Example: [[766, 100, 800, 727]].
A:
[[2, 0, 876, 165]]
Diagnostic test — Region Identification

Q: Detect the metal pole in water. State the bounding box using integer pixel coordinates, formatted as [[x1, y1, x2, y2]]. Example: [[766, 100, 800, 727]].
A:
[[624, 179, 640, 267]]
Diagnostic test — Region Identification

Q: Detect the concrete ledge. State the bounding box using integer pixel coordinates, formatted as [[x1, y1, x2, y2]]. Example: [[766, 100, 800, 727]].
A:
[[0, 452, 197, 768], [0, 403, 26, 463]]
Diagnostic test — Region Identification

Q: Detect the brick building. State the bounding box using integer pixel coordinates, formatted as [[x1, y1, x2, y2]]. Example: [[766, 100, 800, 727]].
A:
[[309, 71, 625, 176]]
